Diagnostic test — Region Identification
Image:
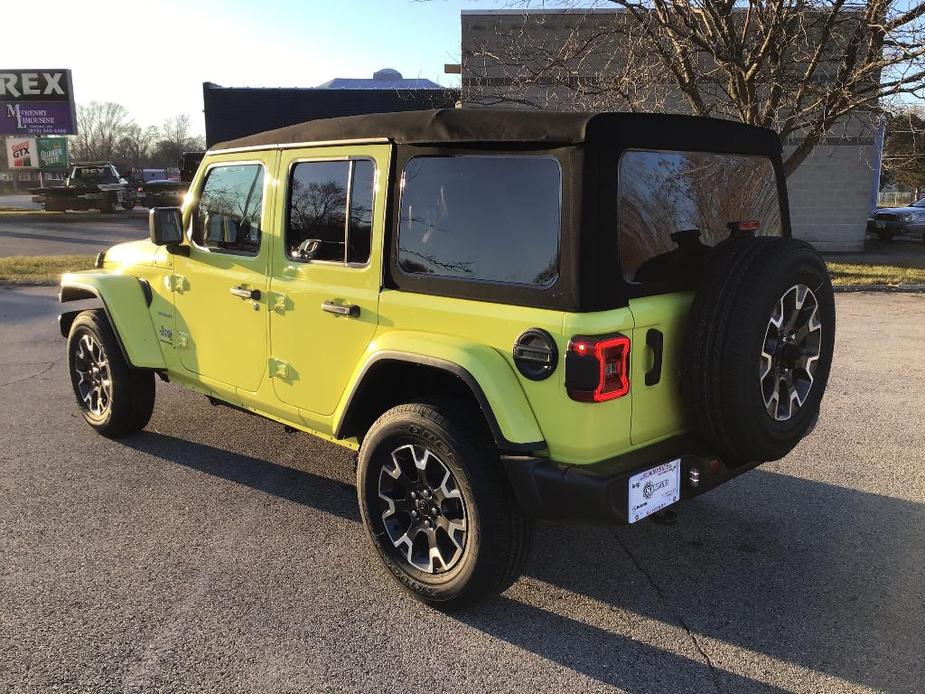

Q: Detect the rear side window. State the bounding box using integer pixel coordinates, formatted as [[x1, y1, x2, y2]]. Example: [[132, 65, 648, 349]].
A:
[[287, 159, 375, 264], [191, 164, 265, 256], [398, 156, 560, 286], [618, 150, 781, 284]]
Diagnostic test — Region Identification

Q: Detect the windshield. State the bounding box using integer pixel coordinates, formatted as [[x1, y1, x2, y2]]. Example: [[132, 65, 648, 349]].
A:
[[911, 198, 925, 208], [618, 149, 782, 284]]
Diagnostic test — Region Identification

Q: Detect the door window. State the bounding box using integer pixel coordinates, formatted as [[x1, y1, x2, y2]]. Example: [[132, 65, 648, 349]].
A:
[[618, 150, 782, 284], [286, 159, 376, 264], [190, 164, 265, 256]]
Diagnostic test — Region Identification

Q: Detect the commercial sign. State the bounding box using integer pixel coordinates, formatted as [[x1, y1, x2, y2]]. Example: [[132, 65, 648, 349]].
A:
[[37, 137, 68, 169], [0, 70, 76, 136], [5, 137, 38, 169]]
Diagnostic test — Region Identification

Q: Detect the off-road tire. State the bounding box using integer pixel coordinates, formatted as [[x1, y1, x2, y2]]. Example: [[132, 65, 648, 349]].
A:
[[67, 310, 155, 438], [357, 401, 532, 608], [682, 237, 835, 463]]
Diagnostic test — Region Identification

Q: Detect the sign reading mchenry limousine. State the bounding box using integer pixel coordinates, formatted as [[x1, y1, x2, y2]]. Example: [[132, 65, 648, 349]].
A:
[[0, 70, 76, 136]]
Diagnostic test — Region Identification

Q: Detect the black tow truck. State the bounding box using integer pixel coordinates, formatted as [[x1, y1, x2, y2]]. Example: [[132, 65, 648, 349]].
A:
[[32, 162, 136, 212]]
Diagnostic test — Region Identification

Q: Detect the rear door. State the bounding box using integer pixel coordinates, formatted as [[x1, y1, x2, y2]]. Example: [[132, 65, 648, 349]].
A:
[[617, 148, 783, 446], [268, 144, 389, 416]]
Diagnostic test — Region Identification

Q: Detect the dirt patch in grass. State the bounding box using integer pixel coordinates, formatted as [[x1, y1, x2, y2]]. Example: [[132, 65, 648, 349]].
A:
[[0, 255, 94, 285]]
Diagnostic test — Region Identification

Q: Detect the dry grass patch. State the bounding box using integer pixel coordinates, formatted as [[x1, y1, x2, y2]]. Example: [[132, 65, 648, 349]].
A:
[[826, 262, 925, 287], [0, 255, 94, 285]]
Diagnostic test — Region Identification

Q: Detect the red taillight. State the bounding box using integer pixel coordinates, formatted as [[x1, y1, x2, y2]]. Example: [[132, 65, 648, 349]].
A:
[[566, 334, 631, 402]]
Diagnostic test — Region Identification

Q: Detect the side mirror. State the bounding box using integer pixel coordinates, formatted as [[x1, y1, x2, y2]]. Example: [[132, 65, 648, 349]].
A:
[[295, 238, 322, 260], [149, 207, 184, 248]]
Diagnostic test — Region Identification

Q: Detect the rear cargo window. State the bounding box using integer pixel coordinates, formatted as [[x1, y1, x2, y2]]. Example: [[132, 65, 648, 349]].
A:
[[618, 150, 782, 284], [398, 156, 560, 287]]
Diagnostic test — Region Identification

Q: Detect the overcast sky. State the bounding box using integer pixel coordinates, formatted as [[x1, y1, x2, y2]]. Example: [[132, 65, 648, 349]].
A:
[[4, 0, 507, 135]]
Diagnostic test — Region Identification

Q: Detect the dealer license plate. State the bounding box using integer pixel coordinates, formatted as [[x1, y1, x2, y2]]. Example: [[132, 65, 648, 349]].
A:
[[628, 459, 681, 523]]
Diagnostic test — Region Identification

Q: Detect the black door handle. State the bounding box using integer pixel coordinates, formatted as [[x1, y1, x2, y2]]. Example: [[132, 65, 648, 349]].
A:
[[645, 328, 664, 386], [322, 301, 360, 317], [230, 286, 261, 300]]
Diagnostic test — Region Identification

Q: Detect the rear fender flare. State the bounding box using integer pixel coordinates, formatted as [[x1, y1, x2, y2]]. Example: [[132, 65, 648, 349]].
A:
[[334, 332, 546, 455]]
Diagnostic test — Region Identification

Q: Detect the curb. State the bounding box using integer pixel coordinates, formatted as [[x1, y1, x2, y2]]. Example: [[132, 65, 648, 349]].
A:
[[0, 281, 58, 288], [833, 284, 925, 293]]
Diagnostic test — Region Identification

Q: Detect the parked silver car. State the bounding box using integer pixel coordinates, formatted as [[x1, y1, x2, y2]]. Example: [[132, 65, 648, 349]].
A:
[[868, 198, 925, 241]]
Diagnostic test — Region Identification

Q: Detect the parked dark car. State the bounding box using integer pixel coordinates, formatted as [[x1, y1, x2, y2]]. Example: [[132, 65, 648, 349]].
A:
[[868, 198, 925, 241], [135, 179, 186, 208]]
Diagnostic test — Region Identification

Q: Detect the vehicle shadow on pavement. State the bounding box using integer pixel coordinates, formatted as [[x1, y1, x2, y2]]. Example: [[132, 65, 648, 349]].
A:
[[457, 470, 924, 693], [121, 431, 360, 524], [121, 428, 923, 693]]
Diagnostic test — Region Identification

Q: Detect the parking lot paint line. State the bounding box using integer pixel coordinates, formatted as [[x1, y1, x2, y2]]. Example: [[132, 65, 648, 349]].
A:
[[511, 576, 879, 694]]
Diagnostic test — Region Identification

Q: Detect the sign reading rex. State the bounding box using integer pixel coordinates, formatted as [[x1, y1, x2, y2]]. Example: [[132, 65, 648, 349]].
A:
[[0, 70, 76, 136], [0, 72, 70, 101]]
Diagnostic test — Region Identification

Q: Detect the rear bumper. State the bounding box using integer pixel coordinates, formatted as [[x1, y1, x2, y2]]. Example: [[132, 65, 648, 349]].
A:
[[502, 436, 762, 523]]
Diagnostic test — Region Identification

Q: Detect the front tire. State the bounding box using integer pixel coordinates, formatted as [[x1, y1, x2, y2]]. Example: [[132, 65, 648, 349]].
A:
[[357, 401, 532, 608], [67, 310, 155, 438]]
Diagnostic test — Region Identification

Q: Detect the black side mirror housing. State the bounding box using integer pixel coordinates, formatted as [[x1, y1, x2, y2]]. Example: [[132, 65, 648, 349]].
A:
[[149, 207, 185, 252], [295, 238, 322, 260]]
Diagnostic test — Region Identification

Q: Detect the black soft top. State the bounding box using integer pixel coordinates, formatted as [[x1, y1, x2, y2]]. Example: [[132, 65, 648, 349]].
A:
[[212, 108, 781, 153]]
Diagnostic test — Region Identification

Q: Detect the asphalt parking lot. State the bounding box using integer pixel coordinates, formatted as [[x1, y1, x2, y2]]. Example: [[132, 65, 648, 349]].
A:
[[1, 287, 922, 694], [0, 196, 147, 257]]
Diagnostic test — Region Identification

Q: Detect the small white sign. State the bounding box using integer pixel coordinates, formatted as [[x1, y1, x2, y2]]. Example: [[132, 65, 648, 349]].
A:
[[628, 459, 681, 523]]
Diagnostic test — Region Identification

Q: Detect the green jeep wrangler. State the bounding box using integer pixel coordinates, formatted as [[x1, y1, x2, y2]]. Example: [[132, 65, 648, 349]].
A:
[[59, 109, 835, 607]]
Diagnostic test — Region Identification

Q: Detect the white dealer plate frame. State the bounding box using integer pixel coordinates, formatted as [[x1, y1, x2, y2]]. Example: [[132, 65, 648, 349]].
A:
[[628, 458, 681, 523]]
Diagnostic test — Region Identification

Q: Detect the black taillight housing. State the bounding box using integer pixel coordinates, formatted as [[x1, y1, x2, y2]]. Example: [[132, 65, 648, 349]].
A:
[[565, 334, 631, 402]]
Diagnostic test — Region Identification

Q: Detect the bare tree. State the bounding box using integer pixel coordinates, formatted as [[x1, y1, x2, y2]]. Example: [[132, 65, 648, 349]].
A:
[[153, 114, 206, 167], [464, 1, 925, 175], [881, 105, 925, 196], [116, 123, 159, 173], [70, 101, 132, 161]]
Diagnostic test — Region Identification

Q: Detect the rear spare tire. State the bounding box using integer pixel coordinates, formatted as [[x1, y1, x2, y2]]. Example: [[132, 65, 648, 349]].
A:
[[681, 237, 835, 463]]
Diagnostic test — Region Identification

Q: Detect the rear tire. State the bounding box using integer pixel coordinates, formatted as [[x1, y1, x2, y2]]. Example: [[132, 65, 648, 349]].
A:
[[67, 310, 155, 438], [356, 401, 532, 608]]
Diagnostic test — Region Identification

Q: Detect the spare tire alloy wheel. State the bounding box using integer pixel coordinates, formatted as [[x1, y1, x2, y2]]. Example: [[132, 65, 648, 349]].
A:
[[73, 332, 112, 419], [760, 284, 822, 421], [378, 443, 468, 574]]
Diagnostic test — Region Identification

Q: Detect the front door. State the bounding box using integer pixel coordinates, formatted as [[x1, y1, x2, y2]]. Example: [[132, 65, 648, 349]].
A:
[[268, 145, 389, 416], [173, 154, 277, 392]]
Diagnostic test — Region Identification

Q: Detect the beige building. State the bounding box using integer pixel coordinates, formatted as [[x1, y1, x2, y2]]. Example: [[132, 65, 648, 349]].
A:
[[460, 9, 880, 252]]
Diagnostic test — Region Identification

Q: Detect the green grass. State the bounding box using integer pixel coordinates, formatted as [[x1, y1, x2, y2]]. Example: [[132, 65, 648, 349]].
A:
[[0, 255, 94, 285], [1, 254, 922, 289], [826, 262, 925, 287]]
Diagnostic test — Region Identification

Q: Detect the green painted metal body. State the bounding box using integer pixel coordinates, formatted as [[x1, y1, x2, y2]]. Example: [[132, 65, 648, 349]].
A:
[[59, 142, 693, 466]]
